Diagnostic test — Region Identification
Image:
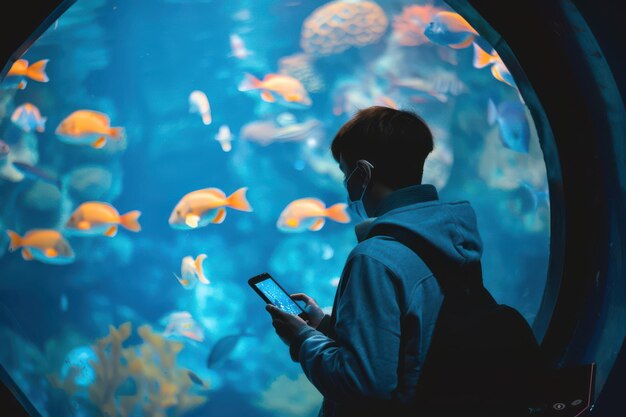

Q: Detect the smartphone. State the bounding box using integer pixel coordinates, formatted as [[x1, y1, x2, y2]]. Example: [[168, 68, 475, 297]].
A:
[[248, 272, 306, 317]]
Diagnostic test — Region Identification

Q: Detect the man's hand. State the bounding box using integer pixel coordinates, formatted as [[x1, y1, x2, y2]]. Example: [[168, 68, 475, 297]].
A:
[[291, 293, 325, 329], [266, 304, 309, 346]]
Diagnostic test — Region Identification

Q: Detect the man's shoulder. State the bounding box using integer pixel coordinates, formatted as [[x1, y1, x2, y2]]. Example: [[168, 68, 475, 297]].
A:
[[349, 235, 424, 275]]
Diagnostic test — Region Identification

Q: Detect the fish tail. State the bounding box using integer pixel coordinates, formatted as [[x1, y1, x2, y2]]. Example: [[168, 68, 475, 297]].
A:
[[120, 210, 141, 231], [226, 187, 252, 212], [6, 230, 22, 251], [472, 42, 494, 69], [26, 59, 49, 82], [326, 203, 351, 223], [238, 73, 261, 92], [194, 254, 209, 284], [109, 127, 125, 140], [487, 99, 498, 125]]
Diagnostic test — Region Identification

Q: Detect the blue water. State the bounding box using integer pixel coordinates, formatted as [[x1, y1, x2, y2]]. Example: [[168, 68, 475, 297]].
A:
[[0, 1, 550, 416]]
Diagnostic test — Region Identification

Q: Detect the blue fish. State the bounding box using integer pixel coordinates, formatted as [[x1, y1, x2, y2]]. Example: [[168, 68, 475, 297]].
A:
[[206, 329, 254, 368], [424, 11, 478, 49], [12, 161, 61, 188], [488, 99, 530, 153]]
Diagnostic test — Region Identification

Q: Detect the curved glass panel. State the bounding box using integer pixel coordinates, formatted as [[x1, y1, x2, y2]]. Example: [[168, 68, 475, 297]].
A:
[[0, 0, 550, 416]]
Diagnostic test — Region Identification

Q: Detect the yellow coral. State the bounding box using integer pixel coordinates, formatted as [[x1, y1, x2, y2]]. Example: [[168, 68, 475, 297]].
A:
[[53, 322, 208, 417]]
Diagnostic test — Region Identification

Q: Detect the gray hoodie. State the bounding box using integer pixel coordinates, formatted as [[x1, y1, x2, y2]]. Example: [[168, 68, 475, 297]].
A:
[[289, 184, 483, 417]]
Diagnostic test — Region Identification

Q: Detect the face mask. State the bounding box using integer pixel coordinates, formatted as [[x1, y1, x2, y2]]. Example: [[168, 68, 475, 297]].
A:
[[344, 162, 372, 220]]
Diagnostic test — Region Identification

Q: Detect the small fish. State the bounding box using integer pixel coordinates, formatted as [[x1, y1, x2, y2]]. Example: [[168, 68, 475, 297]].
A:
[[388, 73, 448, 103], [472, 43, 515, 87], [240, 119, 322, 146], [186, 370, 207, 387], [238, 73, 312, 107], [169, 187, 252, 230], [174, 254, 209, 289], [214, 125, 233, 152], [206, 330, 253, 368], [12, 162, 61, 188], [188, 90, 212, 125], [277, 198, 350, 233], [509, 181, 549, 216], [11, 103, 47, 133], [424, 11, 478, 49], [229, 34, 253, 59], [55, 110, 125, 149], [162, 311, 204, 342], [3, 59, 49, 90], [6, 229, 74, 264], [65, 202, 141, 237], [488, 99, 530, 153]]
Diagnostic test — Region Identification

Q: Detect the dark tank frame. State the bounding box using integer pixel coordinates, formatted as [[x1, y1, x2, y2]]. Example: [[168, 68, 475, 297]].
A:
[[1, 0, 624, 416]]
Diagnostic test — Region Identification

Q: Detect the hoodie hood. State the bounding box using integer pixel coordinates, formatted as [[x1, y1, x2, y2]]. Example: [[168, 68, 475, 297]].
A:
[[359, 185, 483, 268]]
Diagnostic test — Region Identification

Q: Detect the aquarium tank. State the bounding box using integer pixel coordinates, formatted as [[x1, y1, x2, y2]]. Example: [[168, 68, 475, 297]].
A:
[[0, 0, 551, 416]]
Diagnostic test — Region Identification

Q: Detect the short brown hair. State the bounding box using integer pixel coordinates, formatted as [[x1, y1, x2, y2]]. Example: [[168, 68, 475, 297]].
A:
[[331, 106, 434, 189]]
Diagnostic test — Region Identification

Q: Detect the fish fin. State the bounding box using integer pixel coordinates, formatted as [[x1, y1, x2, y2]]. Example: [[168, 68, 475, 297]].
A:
[[18, 81, 27, 90], [260, 90, 275, 102], [194, 254, 209, 284], [120, 210, 141, 232], [326, 203, 351, 223], [108, 127, 125, 140], [185, 214, 200, 228], [309, 218, 325, 231], [173, 273, 190, 287], [285, 218, 299, 228], [238, 73, 261, 91], [450, 35, 475, 49], [491, 65, 514, 87], [104, 225, 118, 237], [201, 113, 212, 125], [472, 42, 494, 68], [487, 99, 498, 125], [226, 187, 252, 212], [26, 59, 49, 82], [45, 248, 58, 258], [212, 208, 226, 224], [22, 248, 33, 261], [91, 136, 107, 148], [284, 93, 301, 102], [6, 230, 22, 252]]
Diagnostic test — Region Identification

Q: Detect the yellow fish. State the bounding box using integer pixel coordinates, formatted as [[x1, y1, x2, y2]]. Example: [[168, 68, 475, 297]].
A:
[[65, 202, 141, 237], [277, 198, 350, 232], [4, 59, 49, 90], [238, 73, 312, 107], [55, 110, 125, 149], [6, 229, 74, 264], [174, 254, 209, 289], [169, 187, 252, 229], [472, 43, 515, 87]]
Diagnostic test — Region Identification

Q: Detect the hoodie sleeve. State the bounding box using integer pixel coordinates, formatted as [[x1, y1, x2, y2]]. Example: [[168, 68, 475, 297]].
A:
[[289, 254, 402, 402]]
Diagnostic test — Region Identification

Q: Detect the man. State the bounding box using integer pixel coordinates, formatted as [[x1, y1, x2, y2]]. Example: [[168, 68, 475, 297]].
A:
[[266, 106, 540, 417]]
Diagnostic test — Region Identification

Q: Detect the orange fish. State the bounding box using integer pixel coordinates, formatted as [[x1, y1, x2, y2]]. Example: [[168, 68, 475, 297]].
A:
[[277, 198, 350, 232], [472, 43, 515, 87], [4, 59, 49, 90], [65, 202, 141, 237], [169, 187, 252, 229], [238, 73, 312, 107], [6, 229, 74, 264], [55, 110, 125, 149]]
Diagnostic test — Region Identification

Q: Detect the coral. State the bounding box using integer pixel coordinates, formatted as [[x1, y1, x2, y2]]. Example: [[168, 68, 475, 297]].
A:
[[392, 4, 442, 46], [51, 322, 208, 417], [301, 1, 388, 56]]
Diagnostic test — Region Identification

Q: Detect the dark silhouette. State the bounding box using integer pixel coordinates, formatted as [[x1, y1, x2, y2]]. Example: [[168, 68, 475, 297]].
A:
[[267, 106, 543, 417]]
